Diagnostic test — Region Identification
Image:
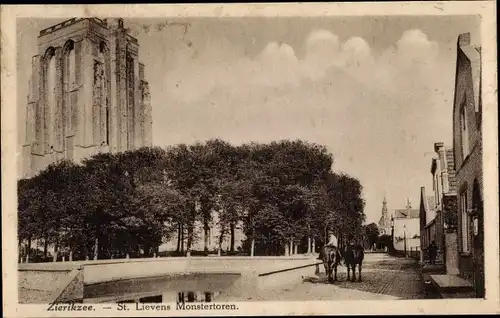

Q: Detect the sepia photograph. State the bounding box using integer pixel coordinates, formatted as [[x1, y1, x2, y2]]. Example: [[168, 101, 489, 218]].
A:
[[1, 2, 498, 316]]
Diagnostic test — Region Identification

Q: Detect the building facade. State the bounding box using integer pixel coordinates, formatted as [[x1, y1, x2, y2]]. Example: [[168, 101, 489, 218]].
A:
[[452, 32, 484, 297], [419, 187, 436, 252], [378, 197, 391, 236], [419, 142, 457, 264], [392, 200, 420, 251], [22, 18, 153, 178]]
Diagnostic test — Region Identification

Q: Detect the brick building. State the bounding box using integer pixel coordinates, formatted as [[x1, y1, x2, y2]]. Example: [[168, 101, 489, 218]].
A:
[[451, 32, 484, 297], [22, 18, 153, 178], [419, 142, 457, 265]]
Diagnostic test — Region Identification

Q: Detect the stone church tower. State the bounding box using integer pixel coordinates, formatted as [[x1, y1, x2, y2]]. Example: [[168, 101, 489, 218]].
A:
[[22, 18, 152, 178], [378, 196, 391, 235]]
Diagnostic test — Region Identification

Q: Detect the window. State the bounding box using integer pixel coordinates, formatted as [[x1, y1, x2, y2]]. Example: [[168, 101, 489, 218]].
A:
[[64, 41, 76, 132], [46, 51, 56, 148], [98, 44, 110, 146], [460, 191, 469, 252], [461, 106, 469, 159], [67, 44, 76, 88]]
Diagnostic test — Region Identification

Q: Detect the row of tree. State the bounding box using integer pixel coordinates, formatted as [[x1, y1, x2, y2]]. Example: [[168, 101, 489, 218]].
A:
[[18, 139, 366, 262]]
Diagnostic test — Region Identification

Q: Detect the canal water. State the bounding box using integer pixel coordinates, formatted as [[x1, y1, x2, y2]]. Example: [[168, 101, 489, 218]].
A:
[[84, 273, 240, 303]]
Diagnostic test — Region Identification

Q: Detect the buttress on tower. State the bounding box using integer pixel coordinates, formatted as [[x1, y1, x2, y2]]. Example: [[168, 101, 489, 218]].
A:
[[22, 18, 152, 178]]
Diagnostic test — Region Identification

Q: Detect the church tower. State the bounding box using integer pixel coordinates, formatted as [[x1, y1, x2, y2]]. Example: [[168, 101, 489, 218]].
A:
[[22, 18, 152, 178], [378, 196, 390, 235]]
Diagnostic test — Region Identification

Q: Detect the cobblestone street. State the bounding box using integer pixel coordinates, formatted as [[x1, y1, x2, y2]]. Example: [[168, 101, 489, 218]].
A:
[[254, 253, 436, 301]]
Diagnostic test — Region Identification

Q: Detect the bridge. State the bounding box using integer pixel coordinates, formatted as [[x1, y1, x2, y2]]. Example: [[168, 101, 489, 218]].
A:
[[19, 255, 322, 303]]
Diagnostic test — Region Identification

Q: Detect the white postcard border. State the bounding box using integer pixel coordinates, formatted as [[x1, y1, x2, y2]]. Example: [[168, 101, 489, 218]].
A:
[[1, 2, 498, 316]]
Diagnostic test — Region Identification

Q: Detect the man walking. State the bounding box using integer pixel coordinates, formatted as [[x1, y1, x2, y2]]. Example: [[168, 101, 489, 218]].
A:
[[427, 241, 438, 265]]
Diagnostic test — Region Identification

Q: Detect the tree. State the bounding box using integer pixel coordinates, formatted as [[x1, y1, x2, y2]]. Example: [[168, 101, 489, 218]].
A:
[[18, 177, 41, 262], [364, 223, 380, 248], [377, 234, 394, 252], [18, 139, 367, 261], [164, 143, 204, 256]]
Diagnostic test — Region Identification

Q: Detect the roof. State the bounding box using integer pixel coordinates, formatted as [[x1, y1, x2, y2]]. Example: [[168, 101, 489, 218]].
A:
[[394, 209, 420, 219], [445, 149, 457, 193]]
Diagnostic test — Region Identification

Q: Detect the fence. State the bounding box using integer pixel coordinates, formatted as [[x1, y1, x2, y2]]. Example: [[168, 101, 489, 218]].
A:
[[408, 246, 421, 259]]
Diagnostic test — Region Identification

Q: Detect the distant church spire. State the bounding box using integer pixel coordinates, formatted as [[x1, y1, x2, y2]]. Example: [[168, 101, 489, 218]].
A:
[[378, 195, 390, 235]]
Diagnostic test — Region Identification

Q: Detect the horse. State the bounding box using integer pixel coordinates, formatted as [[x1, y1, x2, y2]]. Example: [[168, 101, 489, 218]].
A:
[[321, 245, 342, 283], [343, 244, 365, 282]]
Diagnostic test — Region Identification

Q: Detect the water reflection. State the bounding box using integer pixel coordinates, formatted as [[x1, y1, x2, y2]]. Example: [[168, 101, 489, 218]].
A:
[[117, 291, 220, 303], [177, 291, 220, 303]]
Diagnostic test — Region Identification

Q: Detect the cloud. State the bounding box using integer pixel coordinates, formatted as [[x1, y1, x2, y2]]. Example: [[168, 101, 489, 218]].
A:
[[159, 28, 452, 147], [163, 28, 445, 105], [150, 27, 457, 225], [341, 36, 374, 68]]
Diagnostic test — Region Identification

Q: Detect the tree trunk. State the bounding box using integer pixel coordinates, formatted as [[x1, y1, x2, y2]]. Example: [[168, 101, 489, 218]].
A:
[[230, 222, 235, 252], [93, 237, 99, 260], [289, 238, 293, 256], [69, 247, 73, 262], [176, 223, 181, 252], [18, 240, 22, 263], [218, 232, 223, 257], [307, 236, 311, 254], [250, 222, 255, 257], [52, 239, 59, 262], [27, 238, 32, 263], [218, 229, 225, 257], [203, 219, 209, 253], [312, 238, 316, 254], [181, 224, 185, 253], [43, 235, 48, 258], [186, 222, 193, 257]]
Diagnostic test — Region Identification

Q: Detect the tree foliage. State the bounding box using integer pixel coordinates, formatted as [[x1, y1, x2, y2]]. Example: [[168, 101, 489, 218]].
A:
[[18, 140, 366, 261]]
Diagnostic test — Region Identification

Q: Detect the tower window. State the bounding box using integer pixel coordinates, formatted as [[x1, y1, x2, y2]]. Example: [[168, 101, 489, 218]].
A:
[[65, 41, 76, 88], [46, 48, 56, 150]]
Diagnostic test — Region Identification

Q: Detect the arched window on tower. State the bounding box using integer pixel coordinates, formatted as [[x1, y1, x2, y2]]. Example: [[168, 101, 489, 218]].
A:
[[99, 42, 110, 146], [64, 41, 76, 134], [45, 48, 56, 150], [68, 44, 76, 88], [63, 41, 76, 89]]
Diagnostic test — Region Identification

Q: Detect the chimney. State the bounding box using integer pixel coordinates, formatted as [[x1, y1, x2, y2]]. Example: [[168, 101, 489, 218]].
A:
[[458, 33, 471, 47], [434, 142, 444, 153]]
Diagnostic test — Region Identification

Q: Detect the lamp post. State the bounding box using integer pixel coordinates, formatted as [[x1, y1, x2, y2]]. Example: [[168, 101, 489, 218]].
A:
[[404, 224, 407, 258], [390, 217, 394, 250]]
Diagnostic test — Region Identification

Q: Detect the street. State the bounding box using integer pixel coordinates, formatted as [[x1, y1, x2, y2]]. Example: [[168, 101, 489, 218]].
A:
[[251, 253, 437, 300]]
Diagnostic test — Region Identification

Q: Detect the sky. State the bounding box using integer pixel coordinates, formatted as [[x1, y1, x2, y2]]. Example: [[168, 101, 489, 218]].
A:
[[16, 15, 480, 224]]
